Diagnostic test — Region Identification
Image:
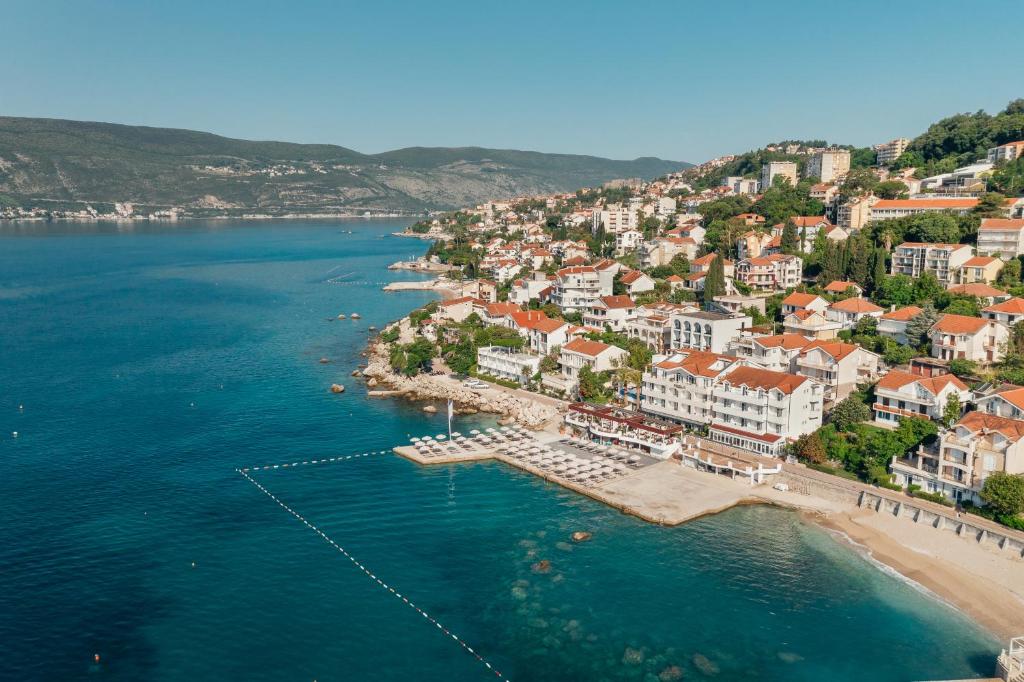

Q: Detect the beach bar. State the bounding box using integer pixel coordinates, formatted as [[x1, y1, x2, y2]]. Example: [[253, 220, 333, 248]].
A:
[[565, 403, 682, 459]]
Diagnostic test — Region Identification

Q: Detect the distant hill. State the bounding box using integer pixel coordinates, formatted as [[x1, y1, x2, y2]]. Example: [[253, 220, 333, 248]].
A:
[[0, 117, 689, 213]]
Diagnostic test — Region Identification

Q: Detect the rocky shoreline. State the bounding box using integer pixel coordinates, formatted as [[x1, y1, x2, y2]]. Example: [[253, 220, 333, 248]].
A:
[[361, 337, 560, 429]]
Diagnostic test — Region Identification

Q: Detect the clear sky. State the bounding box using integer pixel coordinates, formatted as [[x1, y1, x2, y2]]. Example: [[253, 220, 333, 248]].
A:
[[3, 0, 1022, 163]]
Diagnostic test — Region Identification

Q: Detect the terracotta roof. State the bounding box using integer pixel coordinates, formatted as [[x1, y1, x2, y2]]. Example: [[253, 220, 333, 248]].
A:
[[720, 365, 808, 394], [789, 309, 818, 321], [710, 423, 783, 444], [896, 242, 970, 249], [830, 297, 883, 313], [931, 313, 989, 334], [691, 253, 733, 267], [484, 302, 522, 317], [979, 218, 1024, 231], [824, 281, 862, 293], [439, 296, 481, 307], [789, 216, 831, 227], [782, 292, 825, 308], [881, 305, 922, 321], [666, 275, 684, 282], [509, 310, 548, 328], [989, 386, 1024, 412], [654, 350, 738, 377], [685, 272, 707, 281], [962, 256, 1000, 267], [799, 340, 862, 362], [620, 270, 649, 285], [557, 265, 596, 276], [598, 295, 636, 309], [531, 318, 568, 334], [945, 283, 1006, 298], [562, 338, 614, 358], [876, 369, 968, 394], [875, 198, 979, 209], [956, 411, 1024, 443], [751, 333, 812, 350], [561, 256, 587, 267], [984, 297, 1024, 315], [593, 258, 619, 271]]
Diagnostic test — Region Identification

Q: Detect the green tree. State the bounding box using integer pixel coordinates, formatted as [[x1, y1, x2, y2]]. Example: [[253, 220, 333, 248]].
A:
[[980, 472, 1024, 516], [793, 432, 827, 463], [540, 347, 560, 373], [913, 271, 943, 302], [904, 302, 939, 347], [948, 358, 978, 378], [940, 296, 981, 317], [702, 254, 726, 304], [974, 192, 1009, 218], [780, 220, 799, 255], [870, 247, 887, 291], [875, 180, 909, 199], [876, 274, 917, 308], [943, 393, 961, 428], [831, 396, 871, 432], [991, 157, 1024, 196], [578, 366, 611, 404]]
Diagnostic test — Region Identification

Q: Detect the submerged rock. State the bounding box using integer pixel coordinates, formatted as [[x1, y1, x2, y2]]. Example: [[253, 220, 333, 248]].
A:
[[658, 665, 684, 681], [531, 559, 551, 574], [422, 405, 437, 413], [692, 654, 719, 676], [319, 357, 331, 364], [571, 531, 592, 543], [777, 652, 803, 664], [351, 313, 361, 319], [623, 647, 645, 666], [367, 378, 378, 387], [330, 384, 345, 394], [351, 369, 362, 377], [337, 314, 346, 320]]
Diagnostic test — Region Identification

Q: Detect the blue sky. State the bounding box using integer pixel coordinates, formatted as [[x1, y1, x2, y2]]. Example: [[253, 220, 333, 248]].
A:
[[3, 0, 1022, 163]]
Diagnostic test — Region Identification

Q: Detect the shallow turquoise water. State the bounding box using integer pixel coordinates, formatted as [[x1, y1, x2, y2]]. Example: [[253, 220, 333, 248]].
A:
[[0, 219, 1000, 681]]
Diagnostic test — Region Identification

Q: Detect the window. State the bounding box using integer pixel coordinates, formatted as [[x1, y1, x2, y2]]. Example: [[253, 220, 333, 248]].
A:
[[983, 455, 996, 471]]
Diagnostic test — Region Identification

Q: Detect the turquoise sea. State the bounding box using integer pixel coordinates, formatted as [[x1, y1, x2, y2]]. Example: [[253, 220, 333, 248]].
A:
[[0, 219, 1000, 681]]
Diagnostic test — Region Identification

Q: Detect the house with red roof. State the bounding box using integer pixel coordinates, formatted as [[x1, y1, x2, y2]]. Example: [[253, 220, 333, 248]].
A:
[[929, 314, 1010, 363], [976, 218, 1024, 259], [982, 297, 1024, 327], [642, 350, 746, 426], [826, 297, 884, 329], [823, 281, 863, 296], [619, 269, 655, 296], [795, 340, 881, 402], [944, 282, 1009, 305], [975, 384, 1024, 421], [582, 295, 637, 332], [782, 308, 844, 340], [873, 370, 972, 427], [730, 333, 812, 372], [956, 255, 1004, 285], [781, 292, 829, 316], [878, 305, 923, 345]]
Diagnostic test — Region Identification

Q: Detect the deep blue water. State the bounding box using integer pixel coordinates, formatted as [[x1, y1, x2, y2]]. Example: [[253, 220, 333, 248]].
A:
[[0, 219, 999, 681]]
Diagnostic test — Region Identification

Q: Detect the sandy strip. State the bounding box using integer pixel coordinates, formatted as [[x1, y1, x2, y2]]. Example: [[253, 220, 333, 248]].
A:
[[814, 509, 1024, 641]]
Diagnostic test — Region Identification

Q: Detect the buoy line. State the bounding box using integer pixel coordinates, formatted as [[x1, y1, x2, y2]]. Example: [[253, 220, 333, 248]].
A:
[[237, 467, 509, 681], [242, 449, 391, 473]]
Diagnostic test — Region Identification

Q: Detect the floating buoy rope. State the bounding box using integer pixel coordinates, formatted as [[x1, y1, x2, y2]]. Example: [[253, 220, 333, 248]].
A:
[[236, 452, 508, 681]]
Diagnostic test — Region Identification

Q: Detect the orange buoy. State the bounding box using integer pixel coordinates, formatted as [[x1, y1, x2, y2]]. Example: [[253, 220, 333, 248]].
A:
[[94, 653, 100, 663]]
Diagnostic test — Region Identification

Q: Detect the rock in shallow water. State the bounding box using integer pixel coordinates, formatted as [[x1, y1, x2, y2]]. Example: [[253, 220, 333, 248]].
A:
[[422, 405, 437, 413], [571, 531, 592, 543], [330, 384, 345, 393]]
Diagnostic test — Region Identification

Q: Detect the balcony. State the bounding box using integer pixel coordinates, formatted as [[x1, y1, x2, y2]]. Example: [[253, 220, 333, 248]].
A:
[[891, 454, 939, 476]]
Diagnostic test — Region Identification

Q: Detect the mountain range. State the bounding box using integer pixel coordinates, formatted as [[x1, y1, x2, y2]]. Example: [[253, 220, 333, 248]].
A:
[[0, 117, 688, 214]]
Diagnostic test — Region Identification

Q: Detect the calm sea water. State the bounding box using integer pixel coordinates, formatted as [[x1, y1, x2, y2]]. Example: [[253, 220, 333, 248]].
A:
[[0, 219, 999, 681]]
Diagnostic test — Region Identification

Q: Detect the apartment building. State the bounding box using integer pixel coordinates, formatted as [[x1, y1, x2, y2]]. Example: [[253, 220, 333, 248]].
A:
[[760, 161, 798, 189], [551, 266, 611, 313], [619, 270, 655, 295], [476, 345, 541, 386], [641, 236, 698, 267], [929, 314, 1009, 363], [877, 305, 923, 345], [782, 309, 843, 340], [794, 340, 881, 402], [735, 254, 803, 292], [806, 149, 851, 184], [529, 318, 570, 356], [975, 384, 1024, 420], [582, 295, 637, 332], [982, 297, 1024, 327], [671, 310, 751, 353], [976, 219, 1024, 259], [890, 242, 973, 285], [436, 296, 482, 323], [558, 338, 628, 379], [872, 370, 972, 427], [870, 198, 979, 221], [987, 140, 1024, 164], [874, 138, 910, 165], [891, 411, 1024, 505], [736, 231, 775, 259], [957, 256, 1003, 284], [614, 229, 644, 256], [641, 351, 745, 427], [729, 333, 810, 372], [624, 303, 696, 353], [837, 195, 879, 231], [509, 272, 555, 305], [594, 203, 638, 234], [709, 366, 824, 457]]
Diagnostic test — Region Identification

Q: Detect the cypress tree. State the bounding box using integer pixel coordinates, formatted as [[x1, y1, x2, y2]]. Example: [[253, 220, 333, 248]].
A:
[[780, 221, 799, 255], [702, 254, 726, 305]]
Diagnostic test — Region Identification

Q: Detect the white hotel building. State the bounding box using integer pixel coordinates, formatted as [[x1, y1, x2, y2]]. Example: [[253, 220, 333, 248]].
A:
[[476, 345, 540, 386]]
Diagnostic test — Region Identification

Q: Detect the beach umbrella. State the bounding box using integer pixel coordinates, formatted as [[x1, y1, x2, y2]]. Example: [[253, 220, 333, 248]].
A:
[[422, 435, 433, 441], [436, 434, 446, 440], [470, 429, 480, 435], [410, 436, 421, 442], [451, 431, 462, 438], [628, 455, 641, 463], [486, 427, 496, 433]]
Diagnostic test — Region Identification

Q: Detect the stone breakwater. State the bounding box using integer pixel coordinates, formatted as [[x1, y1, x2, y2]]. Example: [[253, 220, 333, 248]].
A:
[[361, 341, 560, 429]]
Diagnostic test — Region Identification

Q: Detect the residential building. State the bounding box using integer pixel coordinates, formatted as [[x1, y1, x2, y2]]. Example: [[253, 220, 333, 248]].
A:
[[722, 176, 760, 195], [476, 345, 540, 386], [875, 138, 910, 165], [781, 292, 829, 317], [461, 279, 498, 303], [551, 266, 610, 313], [806, 148, 851, 184], [930, 314, 1009, 363], [890, 242, 973, 285], [782, 309, 844, 340], [729, 333, 811, 372], [709, 366, 824, 457], [870, 198, 979, 221], [509, 272, 554, 305], [987, 140, 1024, 164], [956, 256, 1003, 284], [558, 338, 628, 379], [736, 231, 774, 259], [872, 370, 971, 427], [975, 384, 1024, 420], [619, 270, 655, 295], [594, 203, 638, 234], [826, 297, 884, 329], [760, 161, 798, 189], [976, 219, 1024, 259], [878, 305, 923, 345], [529, 318, 569, 356], [892, 411, 1024, 505], [983, 297, 1024, 327], [809, 182, 839, 205], [582, 295, 637, 332], [436, 296, 481, 323], [641, 236, 698, 267], [735, 254, 803, 292], [614, 229, 644, 256], [795, 340, 881, 402], [837, 195, 879, 231], [823, 280, 863, 296], [945, 283, 1009, 305], [641, 351, 745, 427], [671, 310, 751, 353], [690, 253, 735, 277], [788, 216, 833, 252], [711, 294, 765, 316]]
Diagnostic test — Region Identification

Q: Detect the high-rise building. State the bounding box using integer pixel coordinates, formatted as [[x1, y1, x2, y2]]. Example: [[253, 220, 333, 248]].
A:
[[759, 161, 798, 189], [806, 148, 851, 183], [874, 138, 910, 165]]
